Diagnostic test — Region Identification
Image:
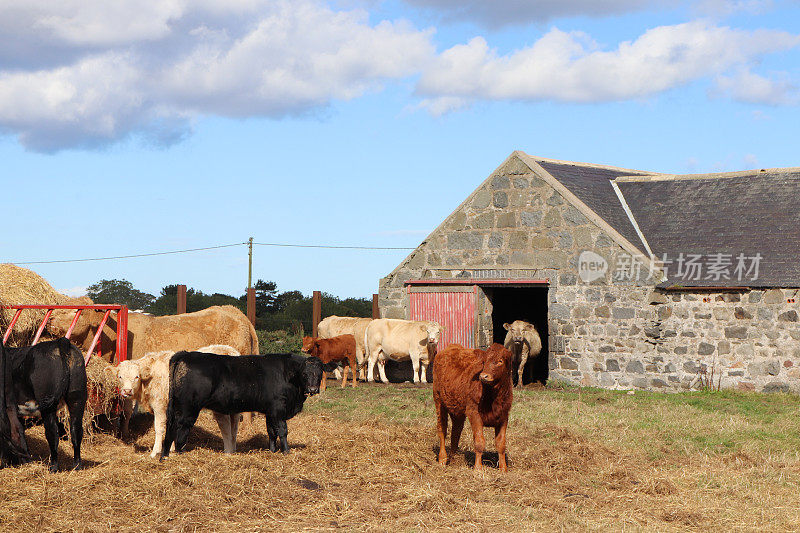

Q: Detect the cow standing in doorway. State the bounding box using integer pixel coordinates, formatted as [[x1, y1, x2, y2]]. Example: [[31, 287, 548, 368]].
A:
[[502, 320, 542, 387]]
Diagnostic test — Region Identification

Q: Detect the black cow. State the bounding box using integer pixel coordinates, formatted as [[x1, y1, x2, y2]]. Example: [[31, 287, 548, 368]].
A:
[[161, 352, 335, 458], [4, 338, 87, 472]]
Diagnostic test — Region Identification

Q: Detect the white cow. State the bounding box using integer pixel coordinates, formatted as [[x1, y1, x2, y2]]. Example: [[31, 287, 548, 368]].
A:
[[365, 319, 441, 383], [107, 344, 242, 458], [318, 316, 372, 380], [502, 320, 543, 387]]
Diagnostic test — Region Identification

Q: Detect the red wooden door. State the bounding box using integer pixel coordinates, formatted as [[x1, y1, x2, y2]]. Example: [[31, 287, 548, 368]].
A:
[[409, 289, 476, 348]]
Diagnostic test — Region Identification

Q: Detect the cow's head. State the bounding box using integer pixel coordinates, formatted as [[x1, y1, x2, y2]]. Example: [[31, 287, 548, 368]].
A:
[[300, 356, 338, 396], [108, 358, 154, 399], [301, 336, 315, 354], [503, 320, 535, 349], [478, 344, 513, 386], [425, 321, 443, 350]]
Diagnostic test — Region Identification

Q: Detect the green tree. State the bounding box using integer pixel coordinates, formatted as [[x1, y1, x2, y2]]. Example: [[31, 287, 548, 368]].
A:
[[147, 285, 243, 316], [87, 279, 155, 310]]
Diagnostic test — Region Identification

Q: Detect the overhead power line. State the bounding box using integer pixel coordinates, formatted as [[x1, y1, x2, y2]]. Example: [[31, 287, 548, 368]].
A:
[[253, 242, 414, 250], [9, 243, 246, 265], [8, 240, 415, 265]]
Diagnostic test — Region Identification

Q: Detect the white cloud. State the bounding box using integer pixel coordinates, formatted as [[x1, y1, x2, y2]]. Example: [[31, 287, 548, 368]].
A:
[[416, 21, 800, 110], [714, 68, 799, 105], [743, 153, 759, 167], [0, 0, 434, 151], [402, 0, 676, 27], [60, 286, 88, 298]]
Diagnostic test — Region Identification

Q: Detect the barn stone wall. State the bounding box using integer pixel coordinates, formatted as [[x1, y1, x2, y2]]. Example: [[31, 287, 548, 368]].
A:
[[379, 154, 800, 393]]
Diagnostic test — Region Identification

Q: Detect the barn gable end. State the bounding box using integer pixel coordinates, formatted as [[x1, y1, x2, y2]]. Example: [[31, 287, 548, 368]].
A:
[[379, 151, 800, 393]]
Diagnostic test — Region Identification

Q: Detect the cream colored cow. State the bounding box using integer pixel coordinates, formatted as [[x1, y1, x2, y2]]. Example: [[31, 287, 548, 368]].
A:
[[502, 320, 542, 387], [318, 316, 372, 380], [364, 319, 441, 383], [108, 344, 242, 458]]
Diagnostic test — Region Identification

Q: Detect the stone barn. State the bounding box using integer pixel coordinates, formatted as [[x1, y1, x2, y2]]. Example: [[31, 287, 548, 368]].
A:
[[378, 151, 800, 392]]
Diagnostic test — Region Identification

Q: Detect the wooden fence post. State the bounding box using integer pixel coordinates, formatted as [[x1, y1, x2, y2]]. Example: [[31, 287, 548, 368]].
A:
[[177, 285, 187, 314], [372, 294, 380, 319], [312, 291, 321, 337], [247, 288, 256, 326]]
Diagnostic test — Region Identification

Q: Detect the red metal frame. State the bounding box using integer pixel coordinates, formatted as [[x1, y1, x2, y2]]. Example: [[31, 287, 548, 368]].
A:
[[1, 304, 129, 365]]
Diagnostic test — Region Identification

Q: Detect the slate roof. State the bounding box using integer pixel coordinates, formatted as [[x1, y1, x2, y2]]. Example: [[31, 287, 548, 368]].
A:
[[537, 161, 649, 253], [616, 171, 800, 288], [532, 156, 800, 288]]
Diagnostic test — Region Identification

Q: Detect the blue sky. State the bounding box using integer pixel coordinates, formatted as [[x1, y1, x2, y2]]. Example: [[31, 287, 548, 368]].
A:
[[2, 0, 799, 301]]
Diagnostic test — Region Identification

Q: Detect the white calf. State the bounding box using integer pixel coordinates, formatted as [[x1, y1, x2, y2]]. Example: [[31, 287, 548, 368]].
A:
[[108, 344, 242, 457]]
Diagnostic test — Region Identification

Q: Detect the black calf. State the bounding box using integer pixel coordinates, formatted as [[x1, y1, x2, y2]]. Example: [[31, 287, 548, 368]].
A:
[[161, 352, 333, 458], [4, 338, 87, 472]]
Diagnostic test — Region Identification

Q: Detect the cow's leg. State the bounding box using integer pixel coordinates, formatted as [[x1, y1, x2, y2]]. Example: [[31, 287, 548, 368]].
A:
[[120, 398, 134, 440], [276, 419, 290, 454], [340, 364, 349, 388], [65, 389, 86, 471], [450, 416, 465, 456], [163, 407, 200, 458], [495, 419, 509, 472], [356, 346, 366, 381], [266, 418, 278, 452], [7, 407, 30, 460], [214, 411, 234, 453], [229, 414, 239, 453], [41, 411, 61, 473], [410, 356, 421, 384], [173, 412, 198, 454], [435, 401, 449, 465], [420, 360, 429, 383], [377, 357, 389, 384], [349, 358, 358, 388], [468, 413, 486, 471], [151, 407, 167, 458], [367, 347, 379, 382]]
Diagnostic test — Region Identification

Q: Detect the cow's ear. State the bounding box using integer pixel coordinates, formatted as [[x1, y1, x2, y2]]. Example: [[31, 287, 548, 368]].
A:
[[322, 361, 339, 372], [503, 323, 511, 331], [138, 357, 154, 380]]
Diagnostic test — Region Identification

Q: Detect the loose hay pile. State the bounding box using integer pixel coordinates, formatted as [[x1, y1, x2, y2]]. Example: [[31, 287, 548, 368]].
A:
[[1, 385, 800, 531], [0, 264, 72, 346]]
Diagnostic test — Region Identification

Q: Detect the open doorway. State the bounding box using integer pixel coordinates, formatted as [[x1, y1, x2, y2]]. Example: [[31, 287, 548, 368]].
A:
[[487, 286, 549, 385]]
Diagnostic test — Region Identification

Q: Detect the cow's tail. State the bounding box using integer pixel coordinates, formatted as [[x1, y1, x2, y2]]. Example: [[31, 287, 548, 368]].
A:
[[162, 353, 183, 459]]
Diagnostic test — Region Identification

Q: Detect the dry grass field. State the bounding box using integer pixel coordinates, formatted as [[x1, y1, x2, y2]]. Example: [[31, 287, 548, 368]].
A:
[[2, 382, 800, 532]]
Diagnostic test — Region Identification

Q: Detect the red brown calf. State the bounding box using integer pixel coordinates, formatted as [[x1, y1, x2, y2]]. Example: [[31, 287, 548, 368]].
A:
[[301, 334, 358, 391], [432, 343, 513, 472]]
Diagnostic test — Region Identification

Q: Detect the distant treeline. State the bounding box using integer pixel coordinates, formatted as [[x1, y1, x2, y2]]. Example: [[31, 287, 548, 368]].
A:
[[86, 279, 371, 333]]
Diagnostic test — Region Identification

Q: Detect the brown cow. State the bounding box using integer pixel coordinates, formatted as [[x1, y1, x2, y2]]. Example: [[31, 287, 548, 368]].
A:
[[301, 334, 357, 391], [433, 343, 513, 472]]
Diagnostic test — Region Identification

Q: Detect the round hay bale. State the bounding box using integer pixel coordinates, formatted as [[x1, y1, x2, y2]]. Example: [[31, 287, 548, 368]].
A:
[[0, 264, 87, 346]]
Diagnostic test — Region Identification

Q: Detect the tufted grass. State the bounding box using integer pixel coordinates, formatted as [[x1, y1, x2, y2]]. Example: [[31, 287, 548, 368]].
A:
[[1, 383, 800, 531]]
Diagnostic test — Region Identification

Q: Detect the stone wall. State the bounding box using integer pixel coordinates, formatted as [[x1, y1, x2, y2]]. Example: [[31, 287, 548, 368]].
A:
[[379, 154, 800, 393]]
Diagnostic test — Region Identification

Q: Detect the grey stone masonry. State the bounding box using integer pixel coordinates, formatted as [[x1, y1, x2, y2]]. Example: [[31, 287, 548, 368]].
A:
[[379, 153, 800, 393]]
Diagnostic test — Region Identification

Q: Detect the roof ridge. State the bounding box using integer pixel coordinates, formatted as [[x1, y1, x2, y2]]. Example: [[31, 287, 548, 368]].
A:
[[615, 167, 800, 183], [517, 152, 657, 176]]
